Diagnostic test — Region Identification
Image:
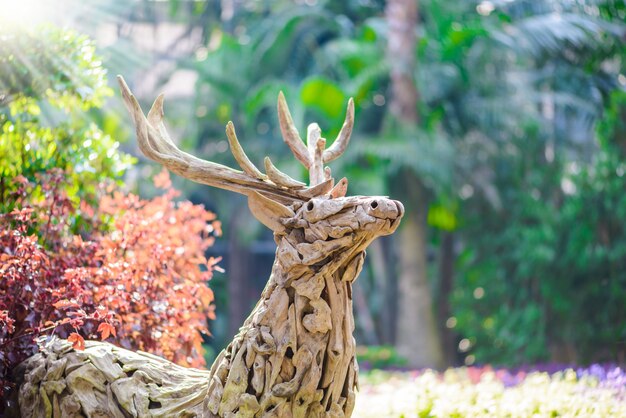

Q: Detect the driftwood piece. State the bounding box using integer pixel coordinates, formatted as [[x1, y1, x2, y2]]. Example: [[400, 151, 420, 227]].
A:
[[16, 339, 211, 417], [16, 77, 404, 418]]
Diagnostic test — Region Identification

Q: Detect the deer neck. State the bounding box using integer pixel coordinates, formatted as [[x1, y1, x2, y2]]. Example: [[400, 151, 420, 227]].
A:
[[206, 231, 367, 417]]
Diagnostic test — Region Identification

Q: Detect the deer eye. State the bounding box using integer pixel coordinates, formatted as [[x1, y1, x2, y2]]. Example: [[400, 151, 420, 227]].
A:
[[306, 201, 315, 211]]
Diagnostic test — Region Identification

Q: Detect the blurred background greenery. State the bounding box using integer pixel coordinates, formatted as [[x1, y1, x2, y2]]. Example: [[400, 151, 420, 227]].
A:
[[1, 0, 625, 370]]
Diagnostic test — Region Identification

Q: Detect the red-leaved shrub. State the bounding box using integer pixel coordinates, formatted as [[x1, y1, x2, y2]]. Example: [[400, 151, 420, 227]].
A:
[[0, 169, 220, 398], [84, 170, 221, 365]]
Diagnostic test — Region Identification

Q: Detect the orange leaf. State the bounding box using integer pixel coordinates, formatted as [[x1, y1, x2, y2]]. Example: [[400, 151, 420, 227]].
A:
[[97, 322, 116, 340], [154, 169, 172, 189], [53, 299, 79, 309], [67, 332, 85, 350]]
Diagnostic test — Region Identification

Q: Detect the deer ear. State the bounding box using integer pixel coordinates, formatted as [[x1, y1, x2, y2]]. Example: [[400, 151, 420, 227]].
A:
[[248, 191, 295, 233]]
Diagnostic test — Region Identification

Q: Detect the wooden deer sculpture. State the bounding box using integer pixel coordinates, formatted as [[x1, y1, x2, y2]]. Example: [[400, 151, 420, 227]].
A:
[[15, 76, 404, 418]]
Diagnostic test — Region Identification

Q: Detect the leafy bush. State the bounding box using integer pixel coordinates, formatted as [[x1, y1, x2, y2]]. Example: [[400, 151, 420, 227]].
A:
[[86, 170, 221, 364], [0, 170, 221, 398], [0, 26, 133, 231], [0, 26, 221, 405], [0, 174, 103, 381], [453, 92, 626, 365], [0, 26, 111, 109], [356, 345, 408, 370]]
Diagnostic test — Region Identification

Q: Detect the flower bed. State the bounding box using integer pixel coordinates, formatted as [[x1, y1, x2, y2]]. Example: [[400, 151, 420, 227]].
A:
[[353, 366, 626, 417]]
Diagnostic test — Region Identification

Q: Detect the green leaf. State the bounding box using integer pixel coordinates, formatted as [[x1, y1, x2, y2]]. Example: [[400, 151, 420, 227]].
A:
[[300, 77, 346, 120], [428, 203, 458, 231]]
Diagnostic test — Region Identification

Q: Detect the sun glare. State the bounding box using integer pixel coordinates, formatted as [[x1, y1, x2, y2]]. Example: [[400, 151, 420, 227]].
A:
[[0, 0, 54, 29]]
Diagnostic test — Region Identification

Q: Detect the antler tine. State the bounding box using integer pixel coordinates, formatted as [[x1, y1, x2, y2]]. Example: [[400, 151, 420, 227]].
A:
[[119, 76, 187, 170], [277, 91, 311, 168], [117, 76, 308, 204], [119, 75, 224, 173], [307, 123, 326, 186], [264, 157, 306, 188], [323, 98, 354, 163], [226, 120, 306, 190], [225, 121, 267, 181]]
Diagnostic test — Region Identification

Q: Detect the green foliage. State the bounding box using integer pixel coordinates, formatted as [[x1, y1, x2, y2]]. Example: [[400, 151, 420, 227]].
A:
[[181, 6, 378, 217], [454, 91, 626, 364], [373, 0, 626, 365], [0, 26, 112, 109], [0, 26, 134, 232], [356, 345, 408, 369], [128, 0, 625, 365], [300, 77, 347, 119]]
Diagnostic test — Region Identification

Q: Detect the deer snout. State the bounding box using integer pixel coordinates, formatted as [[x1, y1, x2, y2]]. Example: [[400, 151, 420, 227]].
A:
[[366, 198, 404, 220]]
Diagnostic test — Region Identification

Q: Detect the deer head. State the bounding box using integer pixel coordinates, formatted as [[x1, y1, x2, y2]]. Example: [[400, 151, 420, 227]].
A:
[[117, 76, 403, 245]]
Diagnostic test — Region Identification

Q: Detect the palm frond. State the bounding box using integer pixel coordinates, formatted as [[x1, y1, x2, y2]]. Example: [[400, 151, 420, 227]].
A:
[[492, 12, 625, 60], [339, 129, 456, 193]]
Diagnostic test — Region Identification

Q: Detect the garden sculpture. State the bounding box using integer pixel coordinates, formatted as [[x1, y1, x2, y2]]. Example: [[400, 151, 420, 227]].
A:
[[16, 76, 404, 417]]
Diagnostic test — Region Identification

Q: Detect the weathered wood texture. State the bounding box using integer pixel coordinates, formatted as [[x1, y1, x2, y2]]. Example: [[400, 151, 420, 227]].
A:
[[203, 195, 403, 417], [16, 77, 404, 418], [16, 339, 211, 417]]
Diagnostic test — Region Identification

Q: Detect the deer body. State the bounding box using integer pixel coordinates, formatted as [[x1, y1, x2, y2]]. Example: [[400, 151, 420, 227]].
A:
[[16, 77, 403, 418], [206, 196, 402, 417]]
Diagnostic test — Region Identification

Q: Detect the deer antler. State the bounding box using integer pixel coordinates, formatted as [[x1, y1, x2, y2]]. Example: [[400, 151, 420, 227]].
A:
[[277, 91, 354, 190], [118, 76, 352, 205]]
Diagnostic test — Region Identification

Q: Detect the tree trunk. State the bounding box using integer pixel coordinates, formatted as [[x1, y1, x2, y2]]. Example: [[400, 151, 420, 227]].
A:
[[369, 239, 395, 345], [394, 178, 443, 368], [386, 0, 420, 124], [353, 282, 379, 346], [437, 232, 456, 366], [386, 0, 443, 368], [15, 195, 404, 418]]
